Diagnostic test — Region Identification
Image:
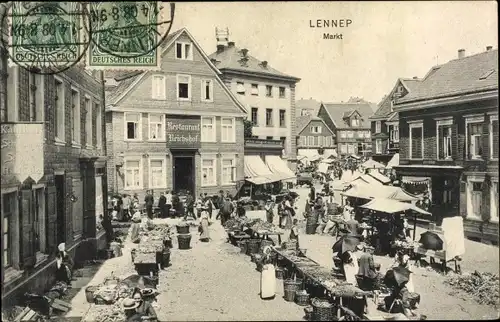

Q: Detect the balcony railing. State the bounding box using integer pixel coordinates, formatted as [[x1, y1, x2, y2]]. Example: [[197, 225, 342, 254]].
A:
[[1, 122, 44, 184]]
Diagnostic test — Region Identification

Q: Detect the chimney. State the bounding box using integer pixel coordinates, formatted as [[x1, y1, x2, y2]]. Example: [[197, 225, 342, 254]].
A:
[[217, 44, 224, 53], [228, 41, 235, 47], [486, 46, 493, 51], [458, 49, 465, 59], [215, 27, 229, 46], [260, 61, 268, 68], [210, 58, 218, 65], [241, 48, 248, 57], [413, 76, 418, 79]]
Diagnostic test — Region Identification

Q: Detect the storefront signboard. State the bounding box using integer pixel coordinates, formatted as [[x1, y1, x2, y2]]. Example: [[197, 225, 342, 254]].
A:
[[1, 123, 44, 184], [165, 116, 201, 149]]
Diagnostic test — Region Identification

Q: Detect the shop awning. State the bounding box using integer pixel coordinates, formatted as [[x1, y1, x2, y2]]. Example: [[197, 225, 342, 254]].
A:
[[361, 198, 431, 216], [320, 158, 335, 164], [244, 156, 278, 185], [367, 171, 391, 184], [340, 170, 364, 183], [386, 153, 399, 169], [323, 149, 337, 158], [265, 156, 296, 181], [361, 159, 385, 169]]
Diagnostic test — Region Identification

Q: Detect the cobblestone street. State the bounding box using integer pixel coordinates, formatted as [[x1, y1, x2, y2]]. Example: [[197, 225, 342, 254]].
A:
[[65, 218, 305, 321]]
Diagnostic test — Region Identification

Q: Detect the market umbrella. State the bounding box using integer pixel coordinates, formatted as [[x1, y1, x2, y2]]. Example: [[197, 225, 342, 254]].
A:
[[331, 235, 362, 254], [418, 231, 443, 251], [384, 266, 412, 288]]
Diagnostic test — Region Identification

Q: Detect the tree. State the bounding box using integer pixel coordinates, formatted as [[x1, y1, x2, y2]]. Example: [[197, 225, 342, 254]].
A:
[[243, 118, 253, 138]]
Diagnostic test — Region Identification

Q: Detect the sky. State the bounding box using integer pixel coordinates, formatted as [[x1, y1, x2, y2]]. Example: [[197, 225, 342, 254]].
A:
[[170, 1, 497, 104]]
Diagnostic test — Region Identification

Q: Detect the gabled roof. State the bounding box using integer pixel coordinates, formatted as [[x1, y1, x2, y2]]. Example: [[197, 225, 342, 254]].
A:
[[370, 78, 421, 120], [209, 44, 300, 82], [397, 49, 498, 104], [296, 115, 335, 136], [319, 103, 374, 129], [386, 112, 399, 122], [105, 28, 247, 114], [296, 98, 322, 115]]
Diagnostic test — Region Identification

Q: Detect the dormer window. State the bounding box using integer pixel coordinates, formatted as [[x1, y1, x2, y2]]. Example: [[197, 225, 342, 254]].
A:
[[351, 117, 359, 127], [175, 42, 193, 60], [397, 85, 404, 93]]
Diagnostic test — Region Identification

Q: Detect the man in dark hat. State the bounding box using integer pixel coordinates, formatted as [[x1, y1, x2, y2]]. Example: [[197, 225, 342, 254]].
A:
[[144, 190, 154, 219]]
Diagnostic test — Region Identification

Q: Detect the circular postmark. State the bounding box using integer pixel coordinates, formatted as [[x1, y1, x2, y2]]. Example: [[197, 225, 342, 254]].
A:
[[84, 1, 175, 60], [0, 2, 91, 75]]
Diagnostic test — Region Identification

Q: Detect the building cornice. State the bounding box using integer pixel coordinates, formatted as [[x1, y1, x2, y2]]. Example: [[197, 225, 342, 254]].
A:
[[393, 90, 498, 112], [106, 106, 245, 117], [220, 68, 301, 83]]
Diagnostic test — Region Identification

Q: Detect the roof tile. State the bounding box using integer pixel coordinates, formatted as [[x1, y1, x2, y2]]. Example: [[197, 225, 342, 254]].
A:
[[398, 49, 498, 103], [321, 103, 374, 129], [209, 45, 300, 81]]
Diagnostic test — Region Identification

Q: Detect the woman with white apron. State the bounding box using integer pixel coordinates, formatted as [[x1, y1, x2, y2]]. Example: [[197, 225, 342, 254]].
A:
[[199, 207, 210, 242], [260, 246, 276, 300], [342, 250, 359, 285]]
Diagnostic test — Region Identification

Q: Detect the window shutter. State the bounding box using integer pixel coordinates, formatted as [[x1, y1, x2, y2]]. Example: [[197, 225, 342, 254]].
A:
[[459, 181, 467, 217], [438, 126, 444, 159], [493, 120, 499, 159], [47, 185, 57, 253], [20, 189, 36, 269], [65, 176, 73, 243]]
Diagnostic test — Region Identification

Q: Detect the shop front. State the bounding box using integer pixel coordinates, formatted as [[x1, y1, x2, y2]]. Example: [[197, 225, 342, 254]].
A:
[[394, 165, 463, 224]]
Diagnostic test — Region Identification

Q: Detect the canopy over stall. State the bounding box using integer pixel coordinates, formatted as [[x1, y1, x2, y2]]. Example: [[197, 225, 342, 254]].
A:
[[341, 184, 420, 203], [349, 174, 383, 186], [367, 171, 391, 184], [361, 159, 385, 169], [386, 153, 400, 169], [244, 156, 279, 185], [361, 197, 431, 240], [360, 198, 431, 216], [323, 149, 337, 158], [317, 162, 329, 174], [265, 155, 296, 181], [340, 170, 364, 183], [320, 158, 335, 164]]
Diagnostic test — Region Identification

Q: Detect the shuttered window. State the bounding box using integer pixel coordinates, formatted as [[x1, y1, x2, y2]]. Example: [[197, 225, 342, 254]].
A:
[[468, 122, 483, 159], [409, 122, 423, 159], [491, 118, 498, 159]]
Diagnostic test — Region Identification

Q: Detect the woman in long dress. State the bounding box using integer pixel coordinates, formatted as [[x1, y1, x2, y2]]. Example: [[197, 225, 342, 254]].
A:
[[342, 250, 359, 285], [260, 246, 276, 299], [199, 206, 210, 242]]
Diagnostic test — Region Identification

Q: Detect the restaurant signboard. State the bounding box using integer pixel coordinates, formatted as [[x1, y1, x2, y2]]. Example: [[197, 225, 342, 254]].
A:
[[165, 116, 201, 149]]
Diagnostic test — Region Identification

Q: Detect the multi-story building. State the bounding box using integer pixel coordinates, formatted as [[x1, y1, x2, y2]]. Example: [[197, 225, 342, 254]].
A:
[[393, 47, 498, 244], [296, 115, 336, 157], [105, 28, 247, 199], [1, 52, 107, 305], [370, 78, 420, 164], [208, 29, 301, 172], [317, 103, 373, 156]]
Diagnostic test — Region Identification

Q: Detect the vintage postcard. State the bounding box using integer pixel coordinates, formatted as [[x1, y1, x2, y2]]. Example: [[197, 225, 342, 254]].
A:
[[0, 1, 498, 322]]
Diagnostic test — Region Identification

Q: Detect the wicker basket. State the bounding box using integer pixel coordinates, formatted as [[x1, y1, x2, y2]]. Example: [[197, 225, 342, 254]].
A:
[[304, 306, 313, 321], [283, 279, 302, 302], [275, 268, 284, 279], [295, 291, 310, 306], [161, 250, 170, 268], [176, 225, 190, 234], [177, 234, 192, 250], [282, 240, 298, 250], [85, 286, 98, 303], [247, 239, 261, 254], [238, 240, 248, 254], [312, 298, 335, 321]]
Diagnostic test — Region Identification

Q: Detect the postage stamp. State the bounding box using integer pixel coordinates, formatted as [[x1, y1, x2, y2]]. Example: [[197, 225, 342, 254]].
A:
[[3, 2, 89, 74], [86, 1, 174, 70]]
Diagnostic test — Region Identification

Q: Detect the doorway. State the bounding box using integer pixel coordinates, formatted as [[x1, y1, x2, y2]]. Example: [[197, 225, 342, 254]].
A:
[[55, 175, 66, 244], [173, 156, 195, 195]]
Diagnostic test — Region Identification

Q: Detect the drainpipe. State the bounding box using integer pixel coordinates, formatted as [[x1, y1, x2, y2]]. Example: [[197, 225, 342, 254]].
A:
[[100, 71, 109, 224]]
